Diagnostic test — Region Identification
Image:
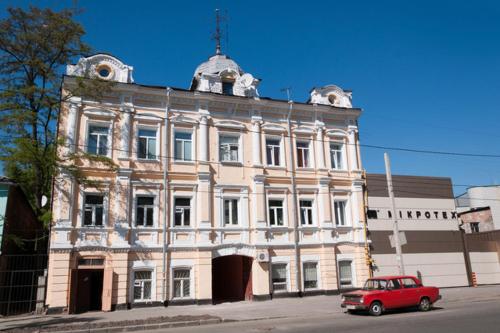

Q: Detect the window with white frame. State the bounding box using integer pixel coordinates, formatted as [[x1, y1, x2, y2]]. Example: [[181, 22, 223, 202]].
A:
[[338, 260, 353, 287], [268, 199, 284, 226], [266, 138, 281, 166], [223, 199, 239, 225], [272, 263, 287, 292], [303, 262, 318, 289], [330, 143, 344, 170], [296, 141, 310, 168], [334, 200, 347, 226], [138, 128, 157, 160], [173, 268, 190, 298], [174, 131, 192, 161], [174, 198, 191, 227], [136, 196, 154, 227], [87, 125, 109, 156], [299, 200, 314, 226], [83, 194, 104, 226], [133, 270, 152, 301], [219, 134, 240, 162]]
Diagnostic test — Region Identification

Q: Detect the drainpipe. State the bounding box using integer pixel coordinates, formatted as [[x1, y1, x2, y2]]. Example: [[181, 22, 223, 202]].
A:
[[162, 87, 171, 305], [286, 101, 302, 296]]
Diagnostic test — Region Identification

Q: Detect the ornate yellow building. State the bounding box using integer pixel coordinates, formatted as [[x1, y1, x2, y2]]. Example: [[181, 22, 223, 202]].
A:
[[46, 51, 369, 313]]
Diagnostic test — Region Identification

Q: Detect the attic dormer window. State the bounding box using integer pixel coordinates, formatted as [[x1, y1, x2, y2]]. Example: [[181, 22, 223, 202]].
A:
[[222, 79, 234, 95], [96, 64, 112, 80], [328, 94, 337, 105]]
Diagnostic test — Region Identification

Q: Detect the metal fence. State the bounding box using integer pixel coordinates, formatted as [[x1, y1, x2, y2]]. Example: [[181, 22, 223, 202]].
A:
[[0, 254, 47, 316]]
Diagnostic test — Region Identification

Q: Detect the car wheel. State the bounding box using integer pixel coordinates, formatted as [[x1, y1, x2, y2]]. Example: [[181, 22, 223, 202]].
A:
[[419, 297, 431, 311], [369, 301, 383, 316]]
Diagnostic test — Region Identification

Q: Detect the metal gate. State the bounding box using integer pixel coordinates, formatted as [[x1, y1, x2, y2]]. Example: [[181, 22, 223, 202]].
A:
[[0, 254, 47, 316]]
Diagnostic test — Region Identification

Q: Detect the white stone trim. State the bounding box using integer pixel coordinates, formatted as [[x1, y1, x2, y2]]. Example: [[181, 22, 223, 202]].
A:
[[129, 260, 157, 303], [270, 256, 292, 292], [170, 260, 195, 300], [301, 255, 322, 290]]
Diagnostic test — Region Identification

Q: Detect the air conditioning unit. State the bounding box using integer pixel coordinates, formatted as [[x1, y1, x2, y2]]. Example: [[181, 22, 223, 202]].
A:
[[257, 251, 269, 262]]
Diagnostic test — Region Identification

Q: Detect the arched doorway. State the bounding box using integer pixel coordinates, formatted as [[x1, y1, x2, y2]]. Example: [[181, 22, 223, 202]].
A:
[[212, 255, 253, 304]]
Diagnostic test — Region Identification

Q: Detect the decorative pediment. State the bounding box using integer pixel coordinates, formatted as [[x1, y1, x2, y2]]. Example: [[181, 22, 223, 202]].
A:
[[83, 108, 115, 119], [309, 85, 352, 108], [170, 114, 199, 125], [326, 129, 348, 137], [293, 126, 315, 135], [214, 120, 246, 130], [261, 123, 287, 133], [67, 53, 134, 83], [135, 113, 163, 123]]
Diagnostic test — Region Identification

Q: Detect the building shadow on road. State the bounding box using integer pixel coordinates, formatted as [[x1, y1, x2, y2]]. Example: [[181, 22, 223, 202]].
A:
[[345, 306, 444, 317]]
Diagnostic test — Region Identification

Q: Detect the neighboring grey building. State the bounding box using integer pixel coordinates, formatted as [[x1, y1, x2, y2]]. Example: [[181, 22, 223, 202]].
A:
[[456, 186, 500, 232], [366, 174, 469, 288]]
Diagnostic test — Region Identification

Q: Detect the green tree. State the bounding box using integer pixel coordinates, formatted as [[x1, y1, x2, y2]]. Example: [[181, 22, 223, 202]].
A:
[[0, 6, 113, 229]]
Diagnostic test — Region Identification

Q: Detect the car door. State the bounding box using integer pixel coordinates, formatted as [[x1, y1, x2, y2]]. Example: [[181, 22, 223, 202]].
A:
[[400, 277, 420, 306], [383, 279, 405, 309]]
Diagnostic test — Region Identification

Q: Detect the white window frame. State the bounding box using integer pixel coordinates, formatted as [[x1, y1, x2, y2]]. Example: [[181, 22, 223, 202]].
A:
[[270, 256, 291, 292], [265, 136, 282, 167], [268, 198, 286, 227], [334, 199, 349, 227], [296, 140, 311, 168], [223, 198, 240, 226], [302, 259, 320, 291], [271, 263, 289, 293], [81, 192, 108, 227], [330, 141, 346, 170], [173, 196, 192, 227], [85, 121, 112, 157], [132, 270, 154, 302], [337, 254, 357, 288], [130, 260, 156, 303], [173, 128, 194, 162], [299, 199, 315, 226], [170, 260, 194, 300], [136, 125, 160, 161], [134, 195, 156, 228], [218, 132, 242, 163]]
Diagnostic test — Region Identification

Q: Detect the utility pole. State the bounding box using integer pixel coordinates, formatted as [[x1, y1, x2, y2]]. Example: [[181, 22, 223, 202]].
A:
[[384, 153, 405, 275]]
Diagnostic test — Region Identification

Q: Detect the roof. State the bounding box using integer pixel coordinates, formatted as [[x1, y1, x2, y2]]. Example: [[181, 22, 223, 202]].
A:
[[193, 54, 243, 77], [366, 173, 454, 199], [0, 176, 15, 186], [457, 206, 491, 216]]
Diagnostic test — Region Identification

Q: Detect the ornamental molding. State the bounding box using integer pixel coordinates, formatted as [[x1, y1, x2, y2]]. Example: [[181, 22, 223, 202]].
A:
[[309, 85, 352, 108], [67, 53, 134, 83], [214, 119, 246, 130]]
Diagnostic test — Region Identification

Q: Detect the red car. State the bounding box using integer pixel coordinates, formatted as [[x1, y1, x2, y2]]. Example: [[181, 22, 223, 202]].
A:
[[341, 275, 441, 316]]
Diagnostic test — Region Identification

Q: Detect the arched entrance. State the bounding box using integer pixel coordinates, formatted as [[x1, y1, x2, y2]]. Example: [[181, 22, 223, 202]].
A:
[[212, 255, 253, 304]]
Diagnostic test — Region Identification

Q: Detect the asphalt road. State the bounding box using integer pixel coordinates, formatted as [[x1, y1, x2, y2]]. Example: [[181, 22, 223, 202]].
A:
[[142, 298, 500, 333]]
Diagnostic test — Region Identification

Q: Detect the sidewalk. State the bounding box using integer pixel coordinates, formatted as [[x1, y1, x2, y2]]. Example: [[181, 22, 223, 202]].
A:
[[1, 285, 499, 333]]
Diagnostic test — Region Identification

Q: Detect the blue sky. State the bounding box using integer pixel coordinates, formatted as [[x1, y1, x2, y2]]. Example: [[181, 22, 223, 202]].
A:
[[2, 0, 499, 195]]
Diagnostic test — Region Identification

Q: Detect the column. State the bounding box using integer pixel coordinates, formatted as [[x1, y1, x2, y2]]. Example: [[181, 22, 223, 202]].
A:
[[316, 126, 326, 169], [199, 115, 209, 162], [197, 172, 212, 244], [252, 118, 262, 166], [253, 175, 267, 243], [348, 125, 359, 171], [66, 97, 81, 153], [350, 180, 363, 228], [119, 108, 132, 159]]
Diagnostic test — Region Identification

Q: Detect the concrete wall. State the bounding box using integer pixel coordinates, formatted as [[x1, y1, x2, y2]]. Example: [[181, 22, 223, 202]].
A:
[[466, 230, 500, 285]]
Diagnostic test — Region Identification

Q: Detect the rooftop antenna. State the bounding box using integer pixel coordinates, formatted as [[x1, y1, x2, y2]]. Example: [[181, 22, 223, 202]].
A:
[[280, 87, 292, 102], [213, 9, 222, 55]]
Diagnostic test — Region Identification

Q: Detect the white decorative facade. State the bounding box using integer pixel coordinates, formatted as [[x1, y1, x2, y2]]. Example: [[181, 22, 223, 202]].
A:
[[46, 51, 369, 313]]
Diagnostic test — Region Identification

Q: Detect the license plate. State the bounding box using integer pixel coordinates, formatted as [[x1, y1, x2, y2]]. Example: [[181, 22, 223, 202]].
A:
[[346, 305, 356, 310]]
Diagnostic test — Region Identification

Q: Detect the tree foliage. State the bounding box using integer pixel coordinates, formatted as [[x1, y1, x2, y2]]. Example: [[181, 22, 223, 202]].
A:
[[0, 6, 113, 228]]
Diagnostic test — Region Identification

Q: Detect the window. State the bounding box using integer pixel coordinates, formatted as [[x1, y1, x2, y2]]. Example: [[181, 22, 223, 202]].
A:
[[174, 131, 192, 161], [138, 129, 157, 160], [173, 268, 190, 298], [339, 260, 353, 287], [269, 200, 284, 226], [296, 141, 310, 168], [133, 270, 152, 302], [303, 262, 318, 289], [266, 138, 281, 166], [87, 125, 109, 156], [401, 278, 418, 288], [299, 200, 313, 225], [272, 263, 287, 292], [367, 209, 378, 219], [334, 200, 347, 226], [470, 222, 480, 233], [330, 143, 344, 170], [136, 196, 154, 227], [174, 198, 191, 226], [83, 194, 104, 226], [223, 199, 239, 225], [222, 81, 234, 95], [219, 135, 239, 162]]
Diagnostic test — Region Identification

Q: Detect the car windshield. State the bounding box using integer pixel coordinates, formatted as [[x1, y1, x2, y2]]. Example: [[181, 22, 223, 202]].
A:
[[363, 279, 388, 290]]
